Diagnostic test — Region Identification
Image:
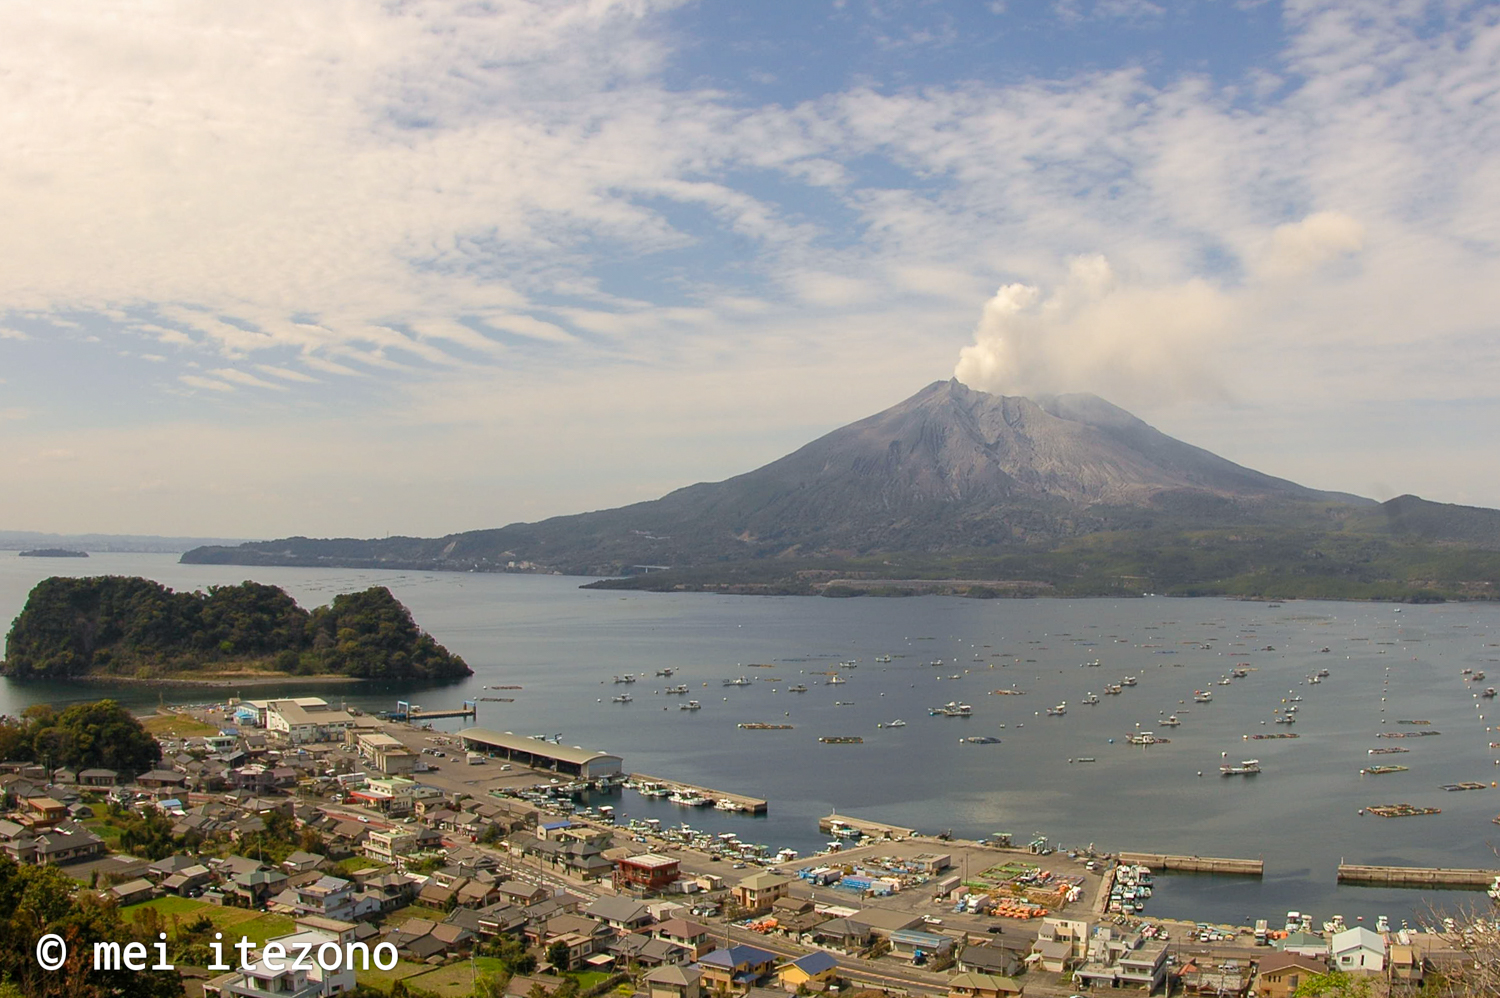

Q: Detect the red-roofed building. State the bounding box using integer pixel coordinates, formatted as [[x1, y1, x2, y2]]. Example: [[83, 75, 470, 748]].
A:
[[614, 853, 679, 893]]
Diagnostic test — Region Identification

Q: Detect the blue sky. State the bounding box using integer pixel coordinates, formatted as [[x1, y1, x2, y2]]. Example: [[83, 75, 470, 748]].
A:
[[3, 0, 1499, 537]]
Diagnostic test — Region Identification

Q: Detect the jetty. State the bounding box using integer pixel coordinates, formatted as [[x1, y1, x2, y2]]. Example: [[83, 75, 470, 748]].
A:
[[392, 699, 477, 722], [818, 813, 918, 839], [628, 773, 767, 814], [1337, 864, 1500, 888], [1118, 852, 1264, 876]]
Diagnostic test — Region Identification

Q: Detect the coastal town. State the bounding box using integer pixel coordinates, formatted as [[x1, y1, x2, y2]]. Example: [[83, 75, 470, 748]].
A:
[[0, 695, 1492, 998]]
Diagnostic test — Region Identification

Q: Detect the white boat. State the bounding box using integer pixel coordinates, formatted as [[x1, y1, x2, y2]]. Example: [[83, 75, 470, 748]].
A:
[[1046, 702, 1068, 716], [611, 694, 633, 703], [1104, 684, 1123, 695], [680, 700, 702, 711], [1193, 690, 1213, 703], [874, 655, 892, 663], [1121, 677, 1138, 687], [1217, 676, 1233, 686], [715, 798, 738, 811], [929, 701, 973, 717], [1081, 692, 1100, 705], [1126, 731, 1158, 745], [664, 684, 689, 694], [1220, 759, 1261, 776], [826, 674, 847, 685], [878, 719, 907, 728], [1160, 715, 1181, 726], [1274, 714, 1296, 724], [1487, 875, 1500, 901], [724, 677, 753, 687], [787, 684, 808, 693], [614, 675, 636, 684]]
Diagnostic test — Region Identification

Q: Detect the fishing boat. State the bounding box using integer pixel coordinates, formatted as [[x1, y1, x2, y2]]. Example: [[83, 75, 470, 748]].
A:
[[825, 674, 847, 685], [1081, 692, 1100, 705], [663, 684, 689, 694], [1488, 875, 1500, 901], [1220, 759, 1262, 776], [1217, 676, 1233, 686], [1317, 668, 1330, 678], [875, 655, 892, 663], [1121, 676, 1138, 686], [1193, 690, 1214, 703], [1483, 688, 1497, 699], [1160, 715, 1181, 726], [724, 677, 753, 687], [679, 700, 702, 711], [877, 719, 907, 728], [1104, 684, 1124, 695], [610, 693, 633, 703], [1361, 765, 1408, 775], [614, 675, 637, 684], [929, 701, 973, 717], [1126, 731, 1159, 746], [787, 684, 808, 693], [1046, 702, 1068, 716], [715, 798, 739, 810], [1275, 715, 1296, 724], [669, 791, 712, 806], [1232, 666, 1250, 678], [656, 668, 676, 677]]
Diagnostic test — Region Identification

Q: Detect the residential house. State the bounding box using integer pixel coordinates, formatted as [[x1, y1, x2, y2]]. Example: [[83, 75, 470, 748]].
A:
[[958, 943, 1024, 978], [497, 880, 551, 907], [777, 952, 839, 992], [694, 945, 779, 994], [79, 769, 119, 787], [294, 875, 358, 921], [1071, 932, 1170, 994], [230, 868, 290, 907], [1253, 953, 1329, 998], [888, 929, 955, 962], [645, 964, 702, 998], [808, 918, 873, 953], [731, 873, 793, 912], [1329, 927, 1386, 974], [111, 879, 158, 906], [851, 909, 924, 938], [583, 896, 654, 933], [947, 972, 1023, 998], [614, 854, 681, 894], [162, 864, 214, 896], [283, 851, 327, 875], [28, 822, 106, 865], [653, 918, 716, 961], [137, 770, 188, 790]]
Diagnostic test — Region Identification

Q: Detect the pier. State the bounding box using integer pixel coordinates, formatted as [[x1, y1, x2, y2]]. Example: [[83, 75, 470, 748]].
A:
[[1336, 863, 1500, 888], [630, 773, 768, 814], [393, 699, 477, 722], [819, 812, 918, 839], [1118, 852, 1264, 876]]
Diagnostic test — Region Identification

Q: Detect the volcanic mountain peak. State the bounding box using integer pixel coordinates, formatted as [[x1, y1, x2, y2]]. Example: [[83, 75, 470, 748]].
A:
[[746, 378, 1341, 509]]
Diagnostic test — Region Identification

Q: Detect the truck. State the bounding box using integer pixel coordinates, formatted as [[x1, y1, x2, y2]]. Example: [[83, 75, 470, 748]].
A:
[[467, 752, 486, 765]]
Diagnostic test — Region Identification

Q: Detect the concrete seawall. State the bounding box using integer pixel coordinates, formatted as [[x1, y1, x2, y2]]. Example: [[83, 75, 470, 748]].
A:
[[1337, 863, 1499, 888], [1119, 852, 1264, 876]]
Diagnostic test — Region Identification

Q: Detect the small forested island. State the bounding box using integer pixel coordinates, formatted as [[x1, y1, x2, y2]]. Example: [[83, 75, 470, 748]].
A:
[[1, 575, 471, 681], [18, 548, 88, 557]]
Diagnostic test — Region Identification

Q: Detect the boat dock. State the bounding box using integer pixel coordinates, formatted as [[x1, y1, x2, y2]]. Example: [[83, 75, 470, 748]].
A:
[[392, 699, 477, 722], [819, 812, 918, 839], [1337, 864, 1500, 888], [629, 773, 767, 814], [1118, 852, 1264, 876]]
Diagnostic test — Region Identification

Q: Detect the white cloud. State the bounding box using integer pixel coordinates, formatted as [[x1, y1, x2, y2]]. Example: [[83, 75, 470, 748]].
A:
[[208, 368, 289, 392], [178, 374, 236, 393]]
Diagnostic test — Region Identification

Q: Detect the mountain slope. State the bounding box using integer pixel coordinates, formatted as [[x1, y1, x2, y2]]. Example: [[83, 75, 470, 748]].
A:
[[182, 380, 1406, 575]]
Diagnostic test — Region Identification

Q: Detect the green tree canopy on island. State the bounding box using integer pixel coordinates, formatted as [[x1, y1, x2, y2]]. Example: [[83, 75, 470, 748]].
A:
[[1, 576, 470, 680]]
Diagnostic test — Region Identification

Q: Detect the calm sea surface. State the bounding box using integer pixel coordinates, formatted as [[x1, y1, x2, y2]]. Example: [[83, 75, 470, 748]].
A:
[[4, 553, 1499, 928]]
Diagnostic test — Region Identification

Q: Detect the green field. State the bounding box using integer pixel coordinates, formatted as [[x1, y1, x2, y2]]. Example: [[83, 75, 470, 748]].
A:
[[338, 856, 387, 875], [122, 898, 293, 947]]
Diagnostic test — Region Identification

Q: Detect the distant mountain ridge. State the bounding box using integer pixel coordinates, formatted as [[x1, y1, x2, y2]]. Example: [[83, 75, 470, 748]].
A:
[[182, 380, 1500, 597]]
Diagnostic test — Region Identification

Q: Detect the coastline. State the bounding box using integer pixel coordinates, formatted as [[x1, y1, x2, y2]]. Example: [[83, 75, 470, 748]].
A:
[[4, 671, 367, 688]]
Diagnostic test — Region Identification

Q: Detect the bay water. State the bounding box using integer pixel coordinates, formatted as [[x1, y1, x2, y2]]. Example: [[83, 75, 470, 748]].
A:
[[4, 553, 1498, 928]]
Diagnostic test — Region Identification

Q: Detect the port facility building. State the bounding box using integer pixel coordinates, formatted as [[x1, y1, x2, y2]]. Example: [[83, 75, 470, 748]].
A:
[[457, 728, 623, 779]]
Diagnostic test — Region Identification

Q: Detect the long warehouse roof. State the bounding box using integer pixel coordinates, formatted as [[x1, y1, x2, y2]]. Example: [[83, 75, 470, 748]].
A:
[[457, 728, 621, 766]]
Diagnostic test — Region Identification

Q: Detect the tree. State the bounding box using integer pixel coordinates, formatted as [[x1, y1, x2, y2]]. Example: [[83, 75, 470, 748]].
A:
[[1292, 971, 1373, 998], [546, 940, 572, 971]]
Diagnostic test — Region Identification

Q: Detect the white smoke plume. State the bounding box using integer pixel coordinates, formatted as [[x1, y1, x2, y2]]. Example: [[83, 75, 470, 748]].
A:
[[954, 212, 1366, 402], [953, 254, 1230, 402]]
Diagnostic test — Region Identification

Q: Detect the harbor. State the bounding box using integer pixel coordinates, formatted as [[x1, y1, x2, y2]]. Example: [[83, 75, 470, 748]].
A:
[[818, 812, 918, 839], [627, 773, 768, 814]]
